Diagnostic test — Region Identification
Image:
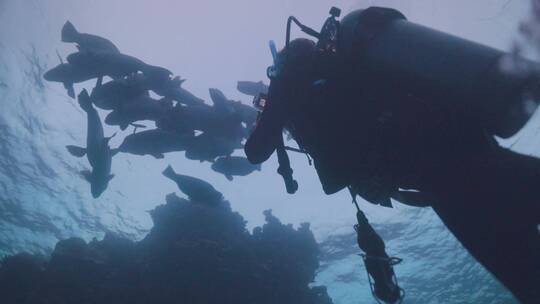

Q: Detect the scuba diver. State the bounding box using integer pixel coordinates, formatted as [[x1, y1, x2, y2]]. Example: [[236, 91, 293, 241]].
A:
[[245, 6, 540, 304]]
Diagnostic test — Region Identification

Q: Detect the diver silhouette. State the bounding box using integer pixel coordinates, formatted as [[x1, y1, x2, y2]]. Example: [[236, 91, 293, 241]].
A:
[[245, 6, 540, 303]]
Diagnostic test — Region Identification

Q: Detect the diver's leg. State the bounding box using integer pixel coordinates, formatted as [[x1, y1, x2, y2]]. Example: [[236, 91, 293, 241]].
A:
[[431, 148, 540, 303], [495, 149, 540, 222]]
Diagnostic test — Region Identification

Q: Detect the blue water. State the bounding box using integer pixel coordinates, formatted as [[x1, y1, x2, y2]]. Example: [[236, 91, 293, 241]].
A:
[[1, 1, 537, 303]]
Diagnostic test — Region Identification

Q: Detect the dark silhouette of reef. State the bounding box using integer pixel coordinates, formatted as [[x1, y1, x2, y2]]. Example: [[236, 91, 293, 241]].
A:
[[0, 193, 332, 304]]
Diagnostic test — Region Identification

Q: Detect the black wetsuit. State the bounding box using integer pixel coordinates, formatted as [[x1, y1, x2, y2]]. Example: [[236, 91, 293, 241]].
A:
[[245, 55, 540, 302]]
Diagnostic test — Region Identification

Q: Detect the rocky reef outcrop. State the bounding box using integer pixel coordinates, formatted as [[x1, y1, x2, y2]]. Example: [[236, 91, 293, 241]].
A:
[[0, 193, 332, 304]]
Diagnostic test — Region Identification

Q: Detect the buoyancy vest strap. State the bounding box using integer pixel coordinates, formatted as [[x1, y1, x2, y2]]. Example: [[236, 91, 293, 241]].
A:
[[284, 145, 313, 165]]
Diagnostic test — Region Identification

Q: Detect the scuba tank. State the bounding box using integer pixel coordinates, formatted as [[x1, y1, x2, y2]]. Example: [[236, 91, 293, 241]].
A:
[[339, 7, 540, 139]]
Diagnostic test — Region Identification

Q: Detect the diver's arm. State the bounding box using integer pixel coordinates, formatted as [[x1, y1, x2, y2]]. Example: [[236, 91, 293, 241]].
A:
[[244, 102, 287, 164]]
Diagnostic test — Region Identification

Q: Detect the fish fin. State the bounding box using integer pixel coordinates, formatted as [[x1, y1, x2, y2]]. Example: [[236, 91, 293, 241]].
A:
[[55, 49, 64, 64], [110, 148, 120, 157], [130, 123, 146, 129], [103, 133, 117, 145], [172, 76, 186, 87], [64, 82, 75, 98], [61, 21, 79, 43], [95, 76, 103, 88], [80, 170, 92, 182], [77, 89, 93, 111], [131, 123, 146, 134], [226, 174, 234, 181], [159, 97, 174, 108], [66, 145, 87, 157], [151, 153, 165, 159], [162, 165, 176, 179], [107, 174, 115, 181], [120, 124, 129, 131]]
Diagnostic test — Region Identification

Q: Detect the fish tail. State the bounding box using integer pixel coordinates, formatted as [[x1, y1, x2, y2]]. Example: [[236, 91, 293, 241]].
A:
[[162, 165, 177, 180], [77, 89, 93, 112], [61, 21, 79, 43]]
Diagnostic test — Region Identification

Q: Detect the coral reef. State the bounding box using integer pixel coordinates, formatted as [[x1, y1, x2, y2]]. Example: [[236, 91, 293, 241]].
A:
[[0, 193, 332, 304]]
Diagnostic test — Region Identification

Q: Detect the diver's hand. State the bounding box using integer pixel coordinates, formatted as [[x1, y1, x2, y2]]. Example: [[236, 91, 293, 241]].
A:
[[277, 163, 298, 194], [284, 178, 299, 194]]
